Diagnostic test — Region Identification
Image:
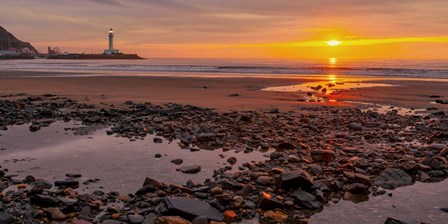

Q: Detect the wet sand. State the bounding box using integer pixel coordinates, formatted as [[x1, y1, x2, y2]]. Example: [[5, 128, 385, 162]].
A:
[[0, 70, 447, 112]]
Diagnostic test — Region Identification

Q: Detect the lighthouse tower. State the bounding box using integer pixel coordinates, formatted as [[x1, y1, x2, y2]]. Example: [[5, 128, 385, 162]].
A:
[[104, 28, 120, 55]]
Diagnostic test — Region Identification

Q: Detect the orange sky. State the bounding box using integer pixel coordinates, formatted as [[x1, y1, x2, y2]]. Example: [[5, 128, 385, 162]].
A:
[[1, 0, 448, 59]]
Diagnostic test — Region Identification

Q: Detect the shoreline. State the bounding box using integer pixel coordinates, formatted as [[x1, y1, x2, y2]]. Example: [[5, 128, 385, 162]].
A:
[[0, 70, 448, 113]]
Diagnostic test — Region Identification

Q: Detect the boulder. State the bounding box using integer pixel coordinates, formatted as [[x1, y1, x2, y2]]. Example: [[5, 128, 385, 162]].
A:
[[276, 170, 313, 189], [177, 165, 201, 174], [311, 150, 335, 162], [292, 189, 323, 210], [156, 197, 223, 221], [373, 169, 413, 190]]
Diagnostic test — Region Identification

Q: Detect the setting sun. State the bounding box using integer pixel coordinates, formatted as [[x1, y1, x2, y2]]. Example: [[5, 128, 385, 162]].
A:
[[327, 40, 342, 46]]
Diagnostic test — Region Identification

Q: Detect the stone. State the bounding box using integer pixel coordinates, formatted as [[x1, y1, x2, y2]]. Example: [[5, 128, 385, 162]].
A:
[[258, 192, 284, 210], [191, 216, 208, 224], [55, 180, 79, 188], [269, 152, 280, 160], [226, 157, 237, 165], [210, 187, 223, 195], [292, 189, 323, 210], [311, 150, 335, 162], [233, 196, 244, 204], [429, 157, 447, 170], [143, 213, 156, 224], [277, 170, 313, 189], [276, 142, 295, 150], [0, 212, 12, 224], [171, 159, 184, 165], [29, 124, 41, 132], [256, 176, 275, 185], [0, 169, 5, 178], [155, 154, 162, 158], [348, 122, 363, 131], [223, 210, 237, 221], [345, 183, 370, 195], [177, 165, 202, 174], [263, 210, 288, 223], [156, 197, 224, 221], [384, 217, 409, 224], [34, 180, 53, 189], [154, 216, 191, 224], [30, 194, 61, 207], [66, 173, 82, 178], [154, 137, 163, 143], [373, 169, 413, 190], [128, 214, 145, 224], [43, 207, 66, 220]]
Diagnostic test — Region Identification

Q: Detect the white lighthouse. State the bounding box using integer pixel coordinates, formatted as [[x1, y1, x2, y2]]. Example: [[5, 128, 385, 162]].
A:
[[104, 28, 119, 55]]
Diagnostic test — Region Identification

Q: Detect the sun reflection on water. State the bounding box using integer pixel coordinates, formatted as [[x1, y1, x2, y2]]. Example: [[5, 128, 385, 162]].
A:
[[329, 57, 337, 67]]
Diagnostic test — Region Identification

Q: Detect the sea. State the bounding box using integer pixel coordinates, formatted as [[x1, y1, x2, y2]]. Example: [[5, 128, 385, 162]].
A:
[[0, 58, 448, 79]]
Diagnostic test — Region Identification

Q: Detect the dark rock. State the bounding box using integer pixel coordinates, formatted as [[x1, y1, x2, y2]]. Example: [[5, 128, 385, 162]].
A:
[[256, 176, 275, 185], [292, 189, 323, 210], [440, 208, 448, 213], [30, 194, 61, 207], [155, 197, 224, 221], [155, 154, 162, 158], [348, 122, 363, 131], [55, 180, 79, 188], [43, 207, 66, 220], [384, 217, 409, 224], [29, 124, 41, 132], [269, 152, 280, 160], [192, 216, 208, 224], [0, 169, 4, 178], [142, 213, 156, 224], [34, 180, 53, 189], [153, 137, 163, 143], [311, 150, 335, 162], [345, 183, 370, 195], [258, 192, 284, 210], [171, 159, 184, 165], [276, 142, 295, 150], [373, 169, 413, 190], [435, 99, 448, 104], [277, 170, 313, 189], [177, 165, 201, 174], [66, 173, 82, 178], [226, 157, 237, 165], [128, 214, 145, 224]]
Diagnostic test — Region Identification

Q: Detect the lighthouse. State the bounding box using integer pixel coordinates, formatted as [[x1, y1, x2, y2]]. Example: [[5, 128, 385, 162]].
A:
[[104, 28, 120, 55]]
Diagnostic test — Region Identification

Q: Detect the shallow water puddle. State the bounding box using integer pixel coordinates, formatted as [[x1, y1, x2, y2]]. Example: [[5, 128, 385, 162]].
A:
[[0, 121, 271, 193], [310, 180, 448, 224], [262, 81, 394, 94]]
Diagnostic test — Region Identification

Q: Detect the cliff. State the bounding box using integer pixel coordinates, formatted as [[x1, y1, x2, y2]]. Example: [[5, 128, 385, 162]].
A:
[[0, 25, 38, 53]]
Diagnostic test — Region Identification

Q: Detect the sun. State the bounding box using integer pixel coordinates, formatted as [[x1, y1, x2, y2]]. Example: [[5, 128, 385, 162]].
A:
[[327, 40, 342, 46]]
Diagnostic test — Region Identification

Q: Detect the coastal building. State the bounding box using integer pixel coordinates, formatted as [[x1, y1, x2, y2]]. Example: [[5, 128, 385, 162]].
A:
[[104, 28, 119, 55]]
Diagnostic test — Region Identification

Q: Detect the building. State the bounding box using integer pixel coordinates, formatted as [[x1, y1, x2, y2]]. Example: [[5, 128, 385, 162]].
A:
[[104, 28, 120, 55]]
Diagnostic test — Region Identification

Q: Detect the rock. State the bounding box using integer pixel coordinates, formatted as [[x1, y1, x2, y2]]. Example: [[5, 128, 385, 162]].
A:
[[311, 150, 335, 162], [143, 213, 156, 224], [155, 154, 162, 158], [34, 180, 53, 189], [0, 169, 5, 178], [0, 212, 12, 224], [154, 216, 191, 224], [30, 194, 61, 207], [345, 183, 370, 194], [43, 207, 66, 220], [177, 165, 201, 174], [171, 159, 184, 165], [438, 148, 448, 157], [29, 124, 41, 132], [191, 216, 208, 224], [269, 152, 280, 160], [429, 157, 447, 170], [55, 180, 79, 188], [277, 170, 313, 189], [373, 169, 413, 190], [154, 137, 163, 143], [263, 210, 287, 223], [258, 192, 284, 210], [348, 122, 363, 131], [65, 173, 82, 178], [226, 157, 237, 165], [156, 197, 224, 221], [435, 99, 448, 104], [292, 189, 323, 210], [384, 217, 409, 224], [210, 187, 223, 195], [256, 176, 275, 185], [223, 210, 237, 221], [440, 208, 448, 213], [128, 214, 145, 224], [276, 142, 295, 150], [233, 196, 244, 204]]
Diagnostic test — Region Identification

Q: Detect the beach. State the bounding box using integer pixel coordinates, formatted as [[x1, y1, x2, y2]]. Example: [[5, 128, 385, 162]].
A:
[[1, 70, 447, 112], [1, 68, 448, 223]]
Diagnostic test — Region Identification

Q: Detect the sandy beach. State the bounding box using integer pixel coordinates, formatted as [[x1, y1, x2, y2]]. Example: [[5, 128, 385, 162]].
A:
[[1, 70, 447, 112]]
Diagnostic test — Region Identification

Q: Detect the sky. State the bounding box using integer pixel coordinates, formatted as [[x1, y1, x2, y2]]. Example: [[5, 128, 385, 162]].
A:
[[1, 0, 448, 59]]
